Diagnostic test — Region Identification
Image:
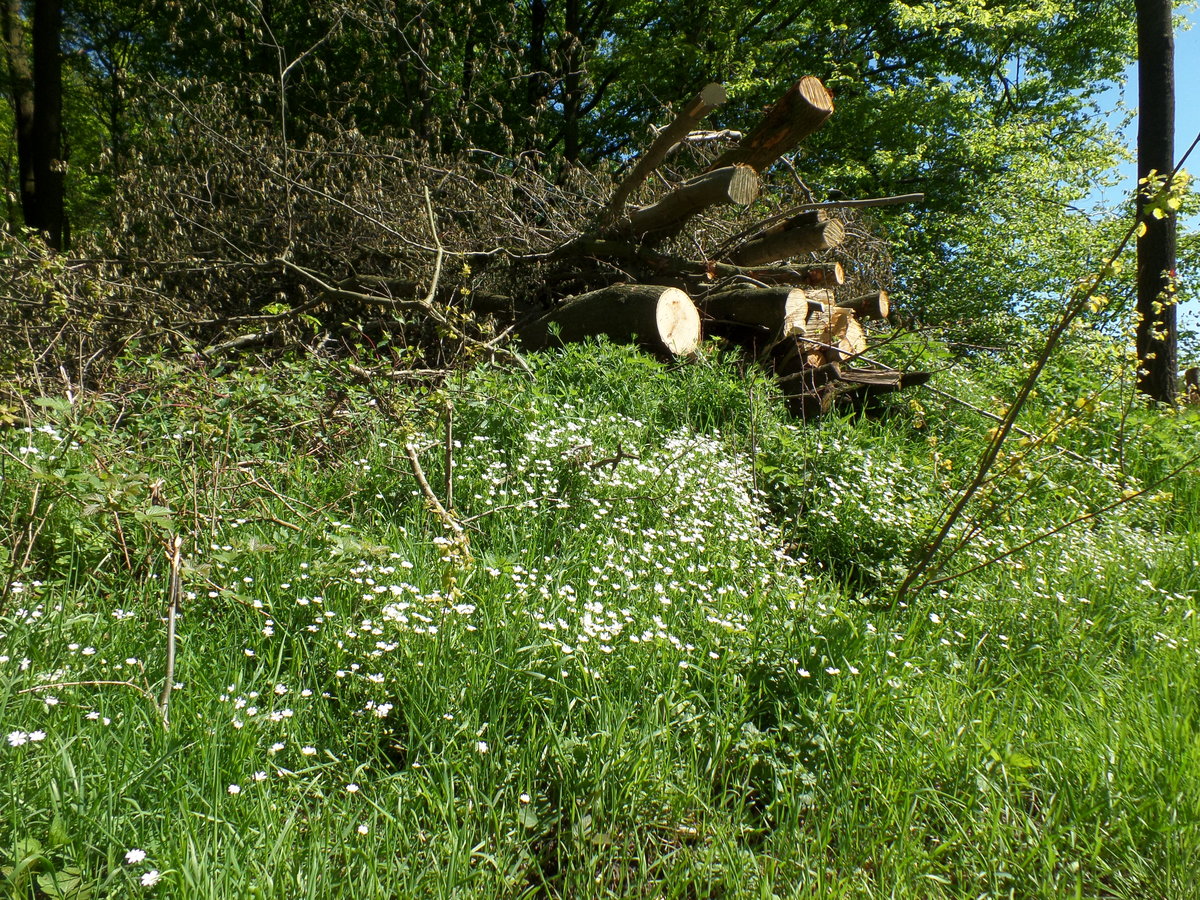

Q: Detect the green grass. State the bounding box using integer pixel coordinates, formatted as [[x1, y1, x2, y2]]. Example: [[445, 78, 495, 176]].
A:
[[1, 342, 1198, 898]]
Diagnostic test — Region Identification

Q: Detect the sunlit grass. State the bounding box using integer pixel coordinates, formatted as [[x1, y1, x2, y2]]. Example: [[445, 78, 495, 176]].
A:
[[2, 343, 1198, 898]]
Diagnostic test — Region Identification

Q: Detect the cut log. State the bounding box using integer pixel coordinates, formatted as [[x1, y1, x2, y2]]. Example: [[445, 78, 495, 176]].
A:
[[701, 286, 830, 332], [605, 83, 727, 220], [792, 304, 866, 365], [708, 76, 834, 173], [520, 284, 701, 356], [726, 217, 844, 266], [836, 290, 889, 320], [621, 164, 759, 239], [552, 239, 843, 290]]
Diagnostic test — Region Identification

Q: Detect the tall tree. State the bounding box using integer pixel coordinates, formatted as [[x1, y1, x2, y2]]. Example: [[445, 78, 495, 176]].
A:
[[1135, 0, 1177, 403], [1, 0, 64, 249], [2, 0, 36, 229], [31, 0, 63, 248]]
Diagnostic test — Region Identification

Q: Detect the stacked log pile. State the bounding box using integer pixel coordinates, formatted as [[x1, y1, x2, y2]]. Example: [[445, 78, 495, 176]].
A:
[[516, 75, 929, 416]]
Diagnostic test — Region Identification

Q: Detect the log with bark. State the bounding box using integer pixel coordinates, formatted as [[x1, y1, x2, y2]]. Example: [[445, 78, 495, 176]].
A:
[[701, 285, 830, 333], [617, 164, 760, 241], [707, 76, 834, 173], [520, 284, 702, 356], [726, 212, 845, 266], [836, 289, 890, 321]]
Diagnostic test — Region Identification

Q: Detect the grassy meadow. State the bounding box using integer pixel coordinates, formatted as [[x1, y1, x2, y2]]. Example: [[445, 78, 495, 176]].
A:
[[2, 342, 1198, 898]]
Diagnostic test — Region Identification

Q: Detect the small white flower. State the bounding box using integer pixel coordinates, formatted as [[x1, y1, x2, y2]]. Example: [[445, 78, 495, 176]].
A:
[[253, 771, 268, 782], [357, 823, 369, 835], [475, 740, 489, 754], [301, 746, 317, 756], [228, 784, 241, 795], [519, 793, 531, 804], [7, 731, 27, 747], [345, 783, 360, 793], [27, 731, 45, 743], [124, 849, 147, 864], [141, 870, 161, 887]]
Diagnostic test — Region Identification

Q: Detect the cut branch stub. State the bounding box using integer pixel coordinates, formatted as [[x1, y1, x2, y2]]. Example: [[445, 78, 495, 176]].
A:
[[726, 215, 844, 266], [708, 76, 834, 173], [836, 289, 890, 320], [621, 164, 759, 240], [520, 284, 701, 357], [605, 82, 727, 221]]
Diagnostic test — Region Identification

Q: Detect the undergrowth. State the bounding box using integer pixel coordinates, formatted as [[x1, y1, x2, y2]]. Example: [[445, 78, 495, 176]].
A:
[[1, 341, 1198, 899]]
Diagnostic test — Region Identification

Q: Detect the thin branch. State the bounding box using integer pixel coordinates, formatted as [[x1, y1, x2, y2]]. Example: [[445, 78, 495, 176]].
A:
[[890, 130, 1200, 606], [923, 450, 1200, 589], [160, 535, 182, 728], [404, 442, 461, 534]]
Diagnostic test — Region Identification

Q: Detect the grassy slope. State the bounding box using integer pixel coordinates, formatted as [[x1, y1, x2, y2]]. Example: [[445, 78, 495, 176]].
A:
[[1, 343, 1198, 899]]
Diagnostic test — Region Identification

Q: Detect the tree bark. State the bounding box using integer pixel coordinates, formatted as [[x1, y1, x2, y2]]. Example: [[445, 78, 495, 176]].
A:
[[1135, 0, 1177, 403], [2, 0, 35, 229], [619, 164, 759, 239], [605, 82, 726, 220], [707, 76, 833, 172], [32, 0, 64, 249], [726, 215, 844, 266], [521, 284, 701, 356]]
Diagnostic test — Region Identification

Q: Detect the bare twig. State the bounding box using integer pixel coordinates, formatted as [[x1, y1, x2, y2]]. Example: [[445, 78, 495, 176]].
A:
[[422, 186, 445, 307], [923, 450, 1200, 589], [404, 442, 461, 534], [160, 535, 183, 728]]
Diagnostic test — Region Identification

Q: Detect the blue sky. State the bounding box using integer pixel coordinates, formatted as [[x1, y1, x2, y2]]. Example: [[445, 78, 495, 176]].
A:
[[1094, 7, 1199, 338]]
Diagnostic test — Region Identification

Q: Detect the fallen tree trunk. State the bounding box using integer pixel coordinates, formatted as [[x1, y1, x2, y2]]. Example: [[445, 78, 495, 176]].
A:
[[702, 285, 830, 332], [620, 164, 760, 240], [727, 215, 845, 266], [520, 284, 701, 356], [708, 76, 834, 172]]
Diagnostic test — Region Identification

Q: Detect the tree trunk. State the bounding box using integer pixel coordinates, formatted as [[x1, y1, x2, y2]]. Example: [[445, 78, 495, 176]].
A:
[[2, 0, 35, 229], [621, 164, 759, 239], [708, 76, 833, 172], [561, 0, 582, 162], [726, 214, 844, 266], [1135, 0, 1177, 404], [521, 284, 701, 356], [32, 0, 64, 249]]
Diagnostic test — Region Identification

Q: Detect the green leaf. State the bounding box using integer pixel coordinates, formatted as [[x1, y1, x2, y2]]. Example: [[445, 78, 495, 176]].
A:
[[37, 865, 87, 899]]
